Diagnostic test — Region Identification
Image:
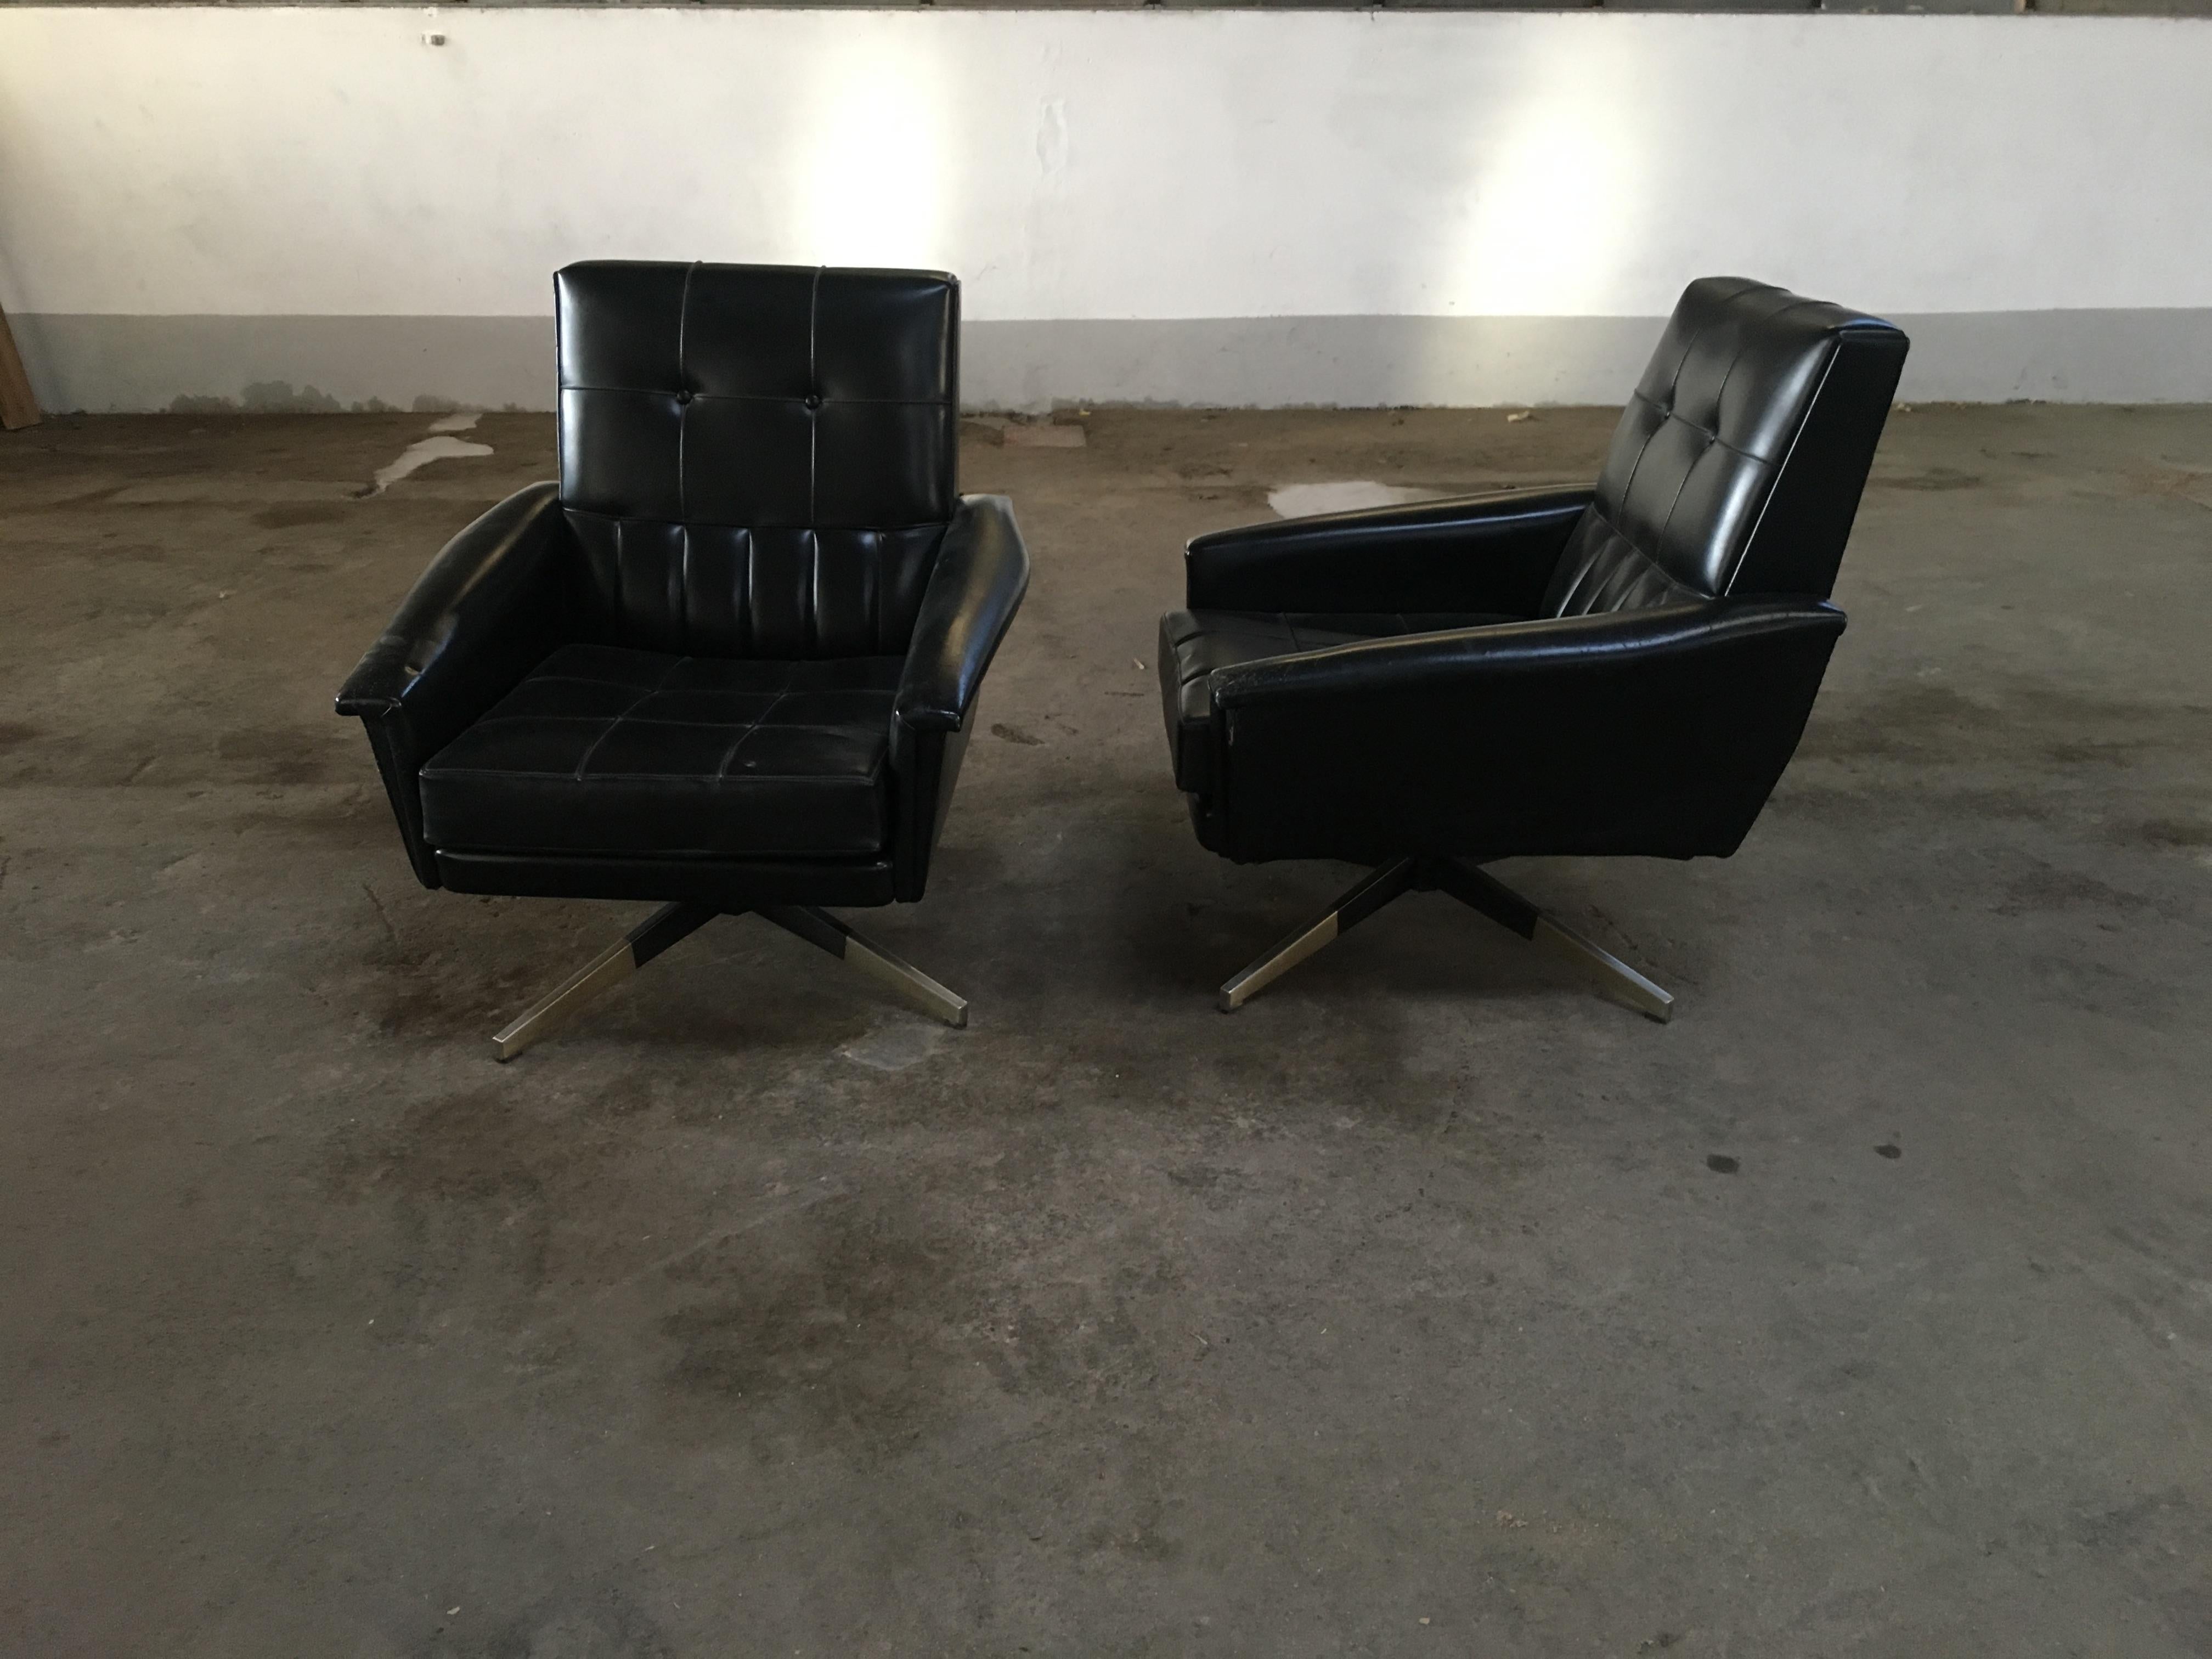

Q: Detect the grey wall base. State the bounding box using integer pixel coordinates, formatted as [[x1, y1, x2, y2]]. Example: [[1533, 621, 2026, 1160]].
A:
[[12, 309, 2212, 415], [8, 315, 555, 417]]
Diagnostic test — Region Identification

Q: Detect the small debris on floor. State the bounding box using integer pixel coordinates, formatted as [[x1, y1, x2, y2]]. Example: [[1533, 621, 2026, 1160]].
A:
[[1707, 1154, 1740, 1174], [1505, 410, 1533, 423]]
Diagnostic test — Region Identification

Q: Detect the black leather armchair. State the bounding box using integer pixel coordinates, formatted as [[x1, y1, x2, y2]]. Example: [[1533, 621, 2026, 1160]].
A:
[[1157, 278, 1908, 1016], [338, 262, 1028, 1058]]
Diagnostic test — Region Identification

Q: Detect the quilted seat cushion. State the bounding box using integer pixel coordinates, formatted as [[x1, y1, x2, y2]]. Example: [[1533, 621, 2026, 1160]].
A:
[[1159, 609, 1516, 795], [419, 644, 903, 859]]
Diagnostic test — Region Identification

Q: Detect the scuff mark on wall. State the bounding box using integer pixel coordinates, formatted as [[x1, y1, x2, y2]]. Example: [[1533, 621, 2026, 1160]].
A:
[[171, 381, 353, 415], [165, 381, 437, 415]]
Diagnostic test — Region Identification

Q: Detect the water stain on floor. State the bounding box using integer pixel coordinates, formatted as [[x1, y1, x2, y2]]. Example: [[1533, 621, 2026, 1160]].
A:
[[838, 1017, 949, 1073]]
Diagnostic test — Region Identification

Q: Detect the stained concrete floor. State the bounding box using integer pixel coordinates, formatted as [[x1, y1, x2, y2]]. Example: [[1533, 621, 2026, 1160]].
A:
[[2, 403, 2209, 1657]]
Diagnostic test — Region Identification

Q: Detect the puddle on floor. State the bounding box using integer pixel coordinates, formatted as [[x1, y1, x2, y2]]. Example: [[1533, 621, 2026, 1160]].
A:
[[360, 414, 493, 495], [837, 1017, 949, 1073], [1267, 480, 1437, 518]]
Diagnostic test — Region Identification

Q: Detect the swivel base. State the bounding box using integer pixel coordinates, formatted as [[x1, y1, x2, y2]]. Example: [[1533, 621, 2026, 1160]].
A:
[[1218, 856, 1673, 1022], [491, 903, 968, 1062]]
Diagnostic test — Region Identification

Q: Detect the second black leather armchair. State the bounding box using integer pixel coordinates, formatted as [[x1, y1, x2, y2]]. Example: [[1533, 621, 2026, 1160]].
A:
[[1158, 277, 1909, 1015]]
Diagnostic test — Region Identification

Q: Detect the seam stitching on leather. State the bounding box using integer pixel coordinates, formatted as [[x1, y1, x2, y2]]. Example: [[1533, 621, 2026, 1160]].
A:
[[565, 507, 942, 534], [808, 267, 821, 530], [560, 388, 945, 407], [805, 529, 820, 657], [1611, 382, 1670, 521], [571, 654, 690, 782], [500, 668, 899, 687], [430, 769, 879, 785], [1569, 505, 1695, 614], [676, 262, 696, 526], [610, 513, 625, 628], [865, 528, 882, 654], [676, 523, 692, 653], [738, 526, 754, 654], [1650, 296, 1819, 592], [470, 714, 885, 733], [1645, 430, 1708, 570], [1627, 391, 1778, 464], [715, 667, 798, 783], [1635, 304, 1733, 557]]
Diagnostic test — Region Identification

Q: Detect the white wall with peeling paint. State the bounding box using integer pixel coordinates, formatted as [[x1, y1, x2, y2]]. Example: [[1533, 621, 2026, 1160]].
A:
[[1, 7, 2209, 408]]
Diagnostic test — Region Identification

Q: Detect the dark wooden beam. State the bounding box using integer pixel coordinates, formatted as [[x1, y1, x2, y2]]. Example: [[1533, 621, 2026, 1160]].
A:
[[0, 302, 42, 430]]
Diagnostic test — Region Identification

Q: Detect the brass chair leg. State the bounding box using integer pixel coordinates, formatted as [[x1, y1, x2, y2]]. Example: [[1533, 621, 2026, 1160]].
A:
[[1423, 859, 1674, 1023], [491, 902, 717, 1061], [1217, 858, 1417, 1012], [756, 906, 969, 1029]]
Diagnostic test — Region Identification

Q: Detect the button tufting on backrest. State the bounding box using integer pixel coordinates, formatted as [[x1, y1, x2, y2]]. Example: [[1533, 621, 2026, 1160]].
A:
[[1543, 277, 1910, 618], [555, 260, 960, 660]]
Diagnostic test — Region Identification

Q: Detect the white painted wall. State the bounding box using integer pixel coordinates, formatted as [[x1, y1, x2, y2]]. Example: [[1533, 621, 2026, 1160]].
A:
[[2, 7, 2209, 405]]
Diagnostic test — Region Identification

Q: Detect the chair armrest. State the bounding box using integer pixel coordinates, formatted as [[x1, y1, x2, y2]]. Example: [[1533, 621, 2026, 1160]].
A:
[[894, 494, 1031, 734], [334, 482, 576, 887], [335, 481, 569, 721], [886, 495, 1031, 902], [1201, 599, 1847, 865], [1184, 485, 1594, 616]]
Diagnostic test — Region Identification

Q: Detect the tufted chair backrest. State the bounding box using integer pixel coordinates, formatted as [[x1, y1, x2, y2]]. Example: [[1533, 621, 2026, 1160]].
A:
[[554, 261, 959, 659], [1544, 278, 1909, 617]]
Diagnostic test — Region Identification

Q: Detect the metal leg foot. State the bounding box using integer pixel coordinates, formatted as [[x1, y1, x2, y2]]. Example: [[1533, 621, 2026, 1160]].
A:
[[1217, 857, 1417, 1012], [757, 906, 969, 1029], [1423, 859, 1673, 1023], [492, 902, 719, 1060]]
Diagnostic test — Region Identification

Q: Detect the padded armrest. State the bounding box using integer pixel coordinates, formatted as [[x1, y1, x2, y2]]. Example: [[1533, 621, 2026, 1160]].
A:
[[336, 481, 571, 723], [1184, 485, 1594, 616], [1212, 598, 1839, 706], [885, 494, 1030, 902], [1202, 599, 1848, 865], [894, 494, 1031, 735], [335, 482, 577, 887]]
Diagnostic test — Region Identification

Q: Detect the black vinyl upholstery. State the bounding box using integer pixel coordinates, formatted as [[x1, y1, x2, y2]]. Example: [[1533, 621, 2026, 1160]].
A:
[[339, 261, 1028, 912], [1159, 610, 1516, 797], [1159, 277, 1908, 866], [556, 263, 957, 658], [418, 645, 904, 860], [1545, 277, 1910, 613]]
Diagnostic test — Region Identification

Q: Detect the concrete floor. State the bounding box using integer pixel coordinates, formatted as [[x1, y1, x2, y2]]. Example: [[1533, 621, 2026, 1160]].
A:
[[3, 403, 2209, 1657]]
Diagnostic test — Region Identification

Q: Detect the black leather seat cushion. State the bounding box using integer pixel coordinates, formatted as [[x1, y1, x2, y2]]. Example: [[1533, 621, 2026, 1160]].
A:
[[1159, 609, 1515, 793], [419, 644, 902, 859]]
